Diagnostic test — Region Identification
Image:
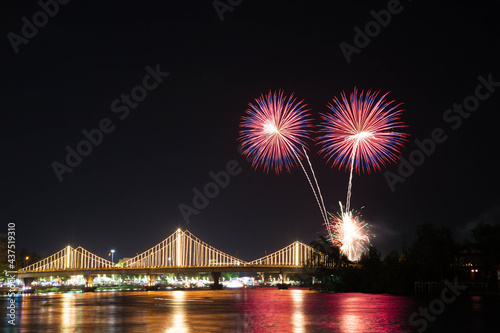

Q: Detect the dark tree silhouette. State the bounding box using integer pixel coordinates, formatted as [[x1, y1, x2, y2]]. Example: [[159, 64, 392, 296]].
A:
[[409, 222, 457, 281]]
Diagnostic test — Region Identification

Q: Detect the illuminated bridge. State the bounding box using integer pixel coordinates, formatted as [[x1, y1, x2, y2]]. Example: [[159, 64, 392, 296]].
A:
[[18, 229, 331, 287]]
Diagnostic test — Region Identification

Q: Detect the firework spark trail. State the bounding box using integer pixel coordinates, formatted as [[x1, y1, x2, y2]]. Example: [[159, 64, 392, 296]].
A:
[[318, 88, 408, 212], [302, 145, 328, 225], [239, 90, 329, 225], [345, 143, 357, 212], [292, 148, 329, 226]]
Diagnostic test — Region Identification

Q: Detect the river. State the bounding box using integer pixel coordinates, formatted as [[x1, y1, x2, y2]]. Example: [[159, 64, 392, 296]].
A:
[[2, 288, 498, 332]]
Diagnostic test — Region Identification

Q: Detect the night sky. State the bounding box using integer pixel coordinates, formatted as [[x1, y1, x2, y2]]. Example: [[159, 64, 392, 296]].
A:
[[2, 1, 499, 263]]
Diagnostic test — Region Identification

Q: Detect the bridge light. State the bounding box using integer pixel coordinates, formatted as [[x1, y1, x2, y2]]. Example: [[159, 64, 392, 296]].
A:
[[295, 242, 299, 266]]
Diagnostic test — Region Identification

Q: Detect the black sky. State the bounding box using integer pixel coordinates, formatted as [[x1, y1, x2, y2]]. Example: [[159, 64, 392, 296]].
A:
[[2, 0, 499, 262]]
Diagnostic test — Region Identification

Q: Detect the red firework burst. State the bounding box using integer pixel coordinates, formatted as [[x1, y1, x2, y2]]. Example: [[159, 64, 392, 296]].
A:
[[317, 88, 408, 173], [239, 90, 312, 174]]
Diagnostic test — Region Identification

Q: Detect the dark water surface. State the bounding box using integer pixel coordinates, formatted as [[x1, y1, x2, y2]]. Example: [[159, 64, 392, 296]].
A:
[[2, 288, 498, 332]]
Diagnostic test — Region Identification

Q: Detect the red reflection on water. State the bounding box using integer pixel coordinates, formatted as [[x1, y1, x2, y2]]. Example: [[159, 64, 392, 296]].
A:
[[13, 288, 424, 332], [334, 293, 410, 332], [237, 289, 416, 332], [291, 289, 305, 333], [235, 288, 306, 332]]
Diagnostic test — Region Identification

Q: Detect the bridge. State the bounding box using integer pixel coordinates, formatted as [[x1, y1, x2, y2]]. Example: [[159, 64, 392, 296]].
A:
[[18, 229, 331, 288]]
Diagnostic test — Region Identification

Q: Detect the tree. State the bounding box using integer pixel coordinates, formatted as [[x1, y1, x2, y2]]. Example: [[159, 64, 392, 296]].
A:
[[359, 246, 381, 268], [471, 221, 500, 264], [222, 272, 238, 281], [310, 235, 347, 268], [409, 222, 456, 281]]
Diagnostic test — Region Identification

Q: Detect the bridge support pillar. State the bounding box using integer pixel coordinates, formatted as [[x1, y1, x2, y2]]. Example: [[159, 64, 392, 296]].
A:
[[22, 278, 35, 287], [147, 274, 157, 286], [211, 272, 222, 290], [84, 275, 95, 287], [280, 272, 287, 284], [277, 272, 289, 289]]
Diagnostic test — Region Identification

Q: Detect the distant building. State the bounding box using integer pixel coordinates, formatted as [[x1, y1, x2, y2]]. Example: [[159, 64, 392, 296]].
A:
[[494, 263, 500, 287], [453, 244, 498, 291]]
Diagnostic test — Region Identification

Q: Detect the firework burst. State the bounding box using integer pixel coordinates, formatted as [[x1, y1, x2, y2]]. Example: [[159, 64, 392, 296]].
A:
[[239, 90, 329, 224], [327, 203, 372, 262], [318, 88, 408, 211], [317, 88, 408, 174], [238, 90, 312, 174]]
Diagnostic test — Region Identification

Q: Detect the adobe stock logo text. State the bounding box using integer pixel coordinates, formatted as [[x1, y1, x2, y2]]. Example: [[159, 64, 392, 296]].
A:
[[7, 0, 71, 54], [51, 64, 169, 182], [178, 144, 254, 225], [339, 0, 408, 64], [384, 73, 498, 192]]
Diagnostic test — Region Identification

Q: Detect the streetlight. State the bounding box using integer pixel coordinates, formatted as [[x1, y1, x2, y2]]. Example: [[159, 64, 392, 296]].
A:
[[110, 249, 115, 264]]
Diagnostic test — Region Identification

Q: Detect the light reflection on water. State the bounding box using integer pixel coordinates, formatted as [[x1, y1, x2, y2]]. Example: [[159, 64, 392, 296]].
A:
[[2, 288, 496, 332], [166, 290, 188, 333], [61, 293, 76, 331], [291, 289, 305, 333]]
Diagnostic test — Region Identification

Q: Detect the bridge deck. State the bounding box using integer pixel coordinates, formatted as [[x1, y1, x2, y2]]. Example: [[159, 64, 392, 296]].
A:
[[18, 265, 320, 278]]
